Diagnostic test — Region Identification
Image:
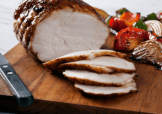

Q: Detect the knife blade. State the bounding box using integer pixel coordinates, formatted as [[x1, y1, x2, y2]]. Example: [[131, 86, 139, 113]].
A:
[[0, 53, 34, 107]]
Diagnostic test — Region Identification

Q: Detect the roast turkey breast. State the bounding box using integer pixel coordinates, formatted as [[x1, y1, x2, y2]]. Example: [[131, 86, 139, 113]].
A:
[[58, 56, 136, 73], [43, 50, 126, 71], [63, 70, 135, 86], [74, 81, 137, 96], [13, 0, 110, 62]]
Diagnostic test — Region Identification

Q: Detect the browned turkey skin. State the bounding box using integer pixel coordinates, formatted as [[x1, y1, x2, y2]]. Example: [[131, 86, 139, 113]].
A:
[[13, 0, 110, 62]]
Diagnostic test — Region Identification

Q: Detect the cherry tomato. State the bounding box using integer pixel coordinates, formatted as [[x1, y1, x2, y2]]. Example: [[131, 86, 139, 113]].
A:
[[114, 27, 149, 51]]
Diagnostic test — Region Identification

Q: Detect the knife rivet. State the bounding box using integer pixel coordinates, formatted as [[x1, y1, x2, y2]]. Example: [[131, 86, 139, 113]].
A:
[[7, 72, 13, 75], [3, 65, 8, 68]]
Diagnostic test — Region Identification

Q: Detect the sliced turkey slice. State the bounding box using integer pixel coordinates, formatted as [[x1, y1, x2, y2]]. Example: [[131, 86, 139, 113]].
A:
[[43, 50, 126, 71], [74, 81, 137, 96], [58, 56, 135, 73], [63, 70, 135, 86], [13, 0, 110, 62]]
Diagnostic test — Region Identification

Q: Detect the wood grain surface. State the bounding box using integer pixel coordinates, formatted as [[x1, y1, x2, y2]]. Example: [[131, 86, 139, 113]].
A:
[[1, 0, 162, 113], [0, 41, 162, 114]]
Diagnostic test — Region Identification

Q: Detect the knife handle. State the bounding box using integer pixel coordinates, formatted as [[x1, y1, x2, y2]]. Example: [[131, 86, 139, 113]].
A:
[[0, 64, 34, 107]]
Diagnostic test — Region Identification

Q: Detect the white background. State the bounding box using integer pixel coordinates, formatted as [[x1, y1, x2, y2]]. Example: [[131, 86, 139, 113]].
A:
[[0, 0, 162, 54]]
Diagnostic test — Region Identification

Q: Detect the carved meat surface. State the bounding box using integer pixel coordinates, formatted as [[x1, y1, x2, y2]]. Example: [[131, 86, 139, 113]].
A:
[[43, 49, 126, 71], [58, 56, 136, 73], [63, 70, 135, 86], [13, 0, 110, 62], [74, 81, 137, 96]]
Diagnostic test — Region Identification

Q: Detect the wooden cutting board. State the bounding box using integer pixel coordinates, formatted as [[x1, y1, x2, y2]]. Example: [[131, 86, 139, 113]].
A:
[[0, 42, 162, 114]]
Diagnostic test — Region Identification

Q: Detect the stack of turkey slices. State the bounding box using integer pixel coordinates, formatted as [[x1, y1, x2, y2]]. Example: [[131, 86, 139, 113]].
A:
[[43, 50, 137, 97]]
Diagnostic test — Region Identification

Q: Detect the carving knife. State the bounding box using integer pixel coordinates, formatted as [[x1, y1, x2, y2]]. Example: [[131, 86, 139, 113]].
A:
[[0, 53, 34, 107]]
